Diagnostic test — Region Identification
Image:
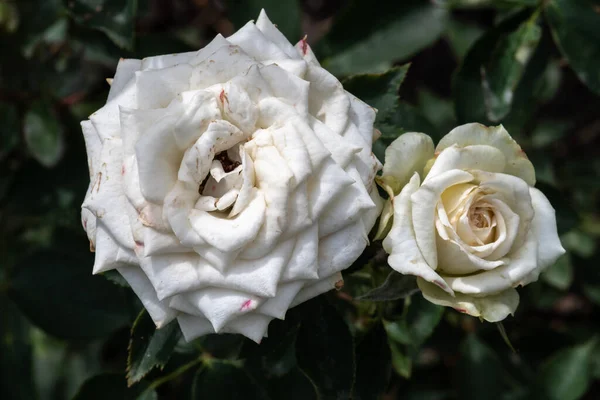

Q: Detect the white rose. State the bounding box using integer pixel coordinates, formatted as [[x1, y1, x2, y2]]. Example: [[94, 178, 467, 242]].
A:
[[379, 123, 565, 321], [80, 10, 382, 343]]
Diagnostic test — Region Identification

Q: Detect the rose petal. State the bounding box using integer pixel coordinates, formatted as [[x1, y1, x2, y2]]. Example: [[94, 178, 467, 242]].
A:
[[117, 265, 177, 328], [383, 173, 454, 295], [411, 169, 474, 269], [418, 278, 519, 322], [383, 132, 435, 193], [436, 123, 536, 185], [425, 144, 506, 183]]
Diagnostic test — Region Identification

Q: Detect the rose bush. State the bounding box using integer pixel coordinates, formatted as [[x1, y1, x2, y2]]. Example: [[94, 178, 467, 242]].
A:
[[80, 10, 382, 342], [378, 123, 565, 321]]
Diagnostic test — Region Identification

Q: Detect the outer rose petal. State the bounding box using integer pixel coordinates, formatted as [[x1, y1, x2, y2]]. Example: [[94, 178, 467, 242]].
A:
[[436, 123, 536, 186], [518, 188, 566, 285], [418, 278, 519, 322], [383, 174, 454, 295], [382, 132, 434, 194], [411, 169, 474, 269], [424, 144, 506, 182]]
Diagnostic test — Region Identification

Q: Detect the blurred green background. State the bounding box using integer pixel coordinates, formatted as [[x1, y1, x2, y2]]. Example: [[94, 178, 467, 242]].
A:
[[1, 0, 599, 399]]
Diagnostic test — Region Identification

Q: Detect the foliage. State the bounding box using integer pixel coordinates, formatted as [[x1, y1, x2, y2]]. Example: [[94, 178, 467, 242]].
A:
[[1, 0, 599, 399]]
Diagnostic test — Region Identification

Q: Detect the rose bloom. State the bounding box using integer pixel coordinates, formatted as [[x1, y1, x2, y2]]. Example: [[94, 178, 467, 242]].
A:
[[378, 123, 565, 321], [80, 10, 382, 342]]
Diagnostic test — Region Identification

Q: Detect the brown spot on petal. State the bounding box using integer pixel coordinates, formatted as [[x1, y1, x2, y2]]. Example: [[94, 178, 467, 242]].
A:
[[89, 241, 95, 252], [121, 164, 126, 176], [454, 308, 468, 314], [334, 279, 344, 290]]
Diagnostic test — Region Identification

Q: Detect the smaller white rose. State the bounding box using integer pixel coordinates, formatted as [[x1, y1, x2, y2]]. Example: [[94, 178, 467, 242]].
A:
[[379, 123, 565, 321]]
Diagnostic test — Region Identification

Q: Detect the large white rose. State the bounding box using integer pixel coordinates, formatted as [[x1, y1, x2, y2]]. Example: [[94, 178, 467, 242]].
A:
[[80, 10, 382, 343], [378, 123, 565, 321]]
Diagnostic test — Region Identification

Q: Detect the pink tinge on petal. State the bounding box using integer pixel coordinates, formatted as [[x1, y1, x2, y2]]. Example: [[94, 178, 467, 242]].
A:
[[240, 299, 254, 312], [300, 35, 308, 55]]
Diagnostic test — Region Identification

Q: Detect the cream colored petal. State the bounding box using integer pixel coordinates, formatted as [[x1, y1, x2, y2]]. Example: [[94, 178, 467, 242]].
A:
[[418, 279, 519, 322], [436, 123, 535, 185], [518, 188, 566, 286], [382, 132, 434, 194], [425, 144, 506, 183], [411, 169, 474, 269], [383, 173, 454, 295]]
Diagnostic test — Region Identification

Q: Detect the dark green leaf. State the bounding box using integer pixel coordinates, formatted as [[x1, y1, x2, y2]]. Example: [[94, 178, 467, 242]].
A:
[[295, 297, 355, 399], [541, 253, 573, 291], [191, 361, 269, 400], [343, 65, 410, 125], [354, 323, 392, 399], [384, 296, 444, 379], [481, 14, 541, 121], [226, 0, 301, 41], [534, 337, 599, 400], [446, 0, 537, 9], [455, 335, 505, 400], [0, 102, 19, 160], [24, 100, 64, 167], [9, 250, 132, 340], [66, 0, 138, 50], [0, 298, 36, 400], [127, 310, 182, 385], [72, 373, 156, 400], [546, 0, 600, 96], [384, 296, 444, 347], [357, 272, 419, 301], [267, 367, 317, 400], [388, 339, 412, 379], [454, 10, 532, 124], [321, 0, 448, 75]]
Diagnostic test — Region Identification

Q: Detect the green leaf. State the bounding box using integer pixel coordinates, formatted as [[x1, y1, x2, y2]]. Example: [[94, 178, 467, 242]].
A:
[[534, 337, 599, 400], [354, 323, 392, 399], [455, 335, 505, 400], [343, 65, 410, 125], [73, 373, 157, 400], [541, 253, 573, 291], [384, 296, 444, 348], [295, 297, 355, 399], [454, 10, 533, 124], [8, 250, 132, 340], [481, 13, 542, 121], [0, 102, 19, 160], [388, 339, 412, 379], [127, 309, 182, 385], [384, 296, 444, 379], [66, 0, 138, 50], [0, 298, 36, 400], [321, 0, 448, 76], [226, 0, 301, 41], [357, 272, 419, 301], [546, 0, 600, 96], [23, 100, 64, 168], [191, 361, 269, 400]]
